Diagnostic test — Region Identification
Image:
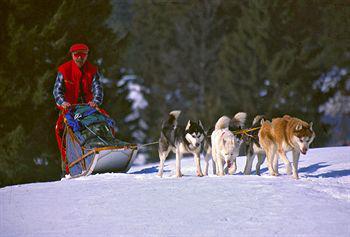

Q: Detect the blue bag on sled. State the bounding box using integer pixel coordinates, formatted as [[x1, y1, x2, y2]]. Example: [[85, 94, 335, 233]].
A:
[[64, 105, 138, 178]]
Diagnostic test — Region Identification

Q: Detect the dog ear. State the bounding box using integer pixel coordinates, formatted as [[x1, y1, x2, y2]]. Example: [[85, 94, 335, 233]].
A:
[[198, 120, 204, 130], [295, 124, 302, 131], [186, 120, 191, 130], [260, 118, 265, 125], [309, 122, 313, 130], [283, 115, 292, 121]]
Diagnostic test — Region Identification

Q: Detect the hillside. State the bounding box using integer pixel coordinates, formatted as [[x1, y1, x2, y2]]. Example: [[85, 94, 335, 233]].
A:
[[1, 146, 349, 237]]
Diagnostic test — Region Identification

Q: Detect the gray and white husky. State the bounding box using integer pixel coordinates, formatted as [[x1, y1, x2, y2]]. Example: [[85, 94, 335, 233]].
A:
[[211, 113, 246, 176], [243, 115, 266, 175], [158, 110, 205, 178]]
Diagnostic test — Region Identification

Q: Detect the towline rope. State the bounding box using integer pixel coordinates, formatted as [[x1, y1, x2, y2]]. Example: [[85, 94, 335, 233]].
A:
[[204, 126, 261, 139], [138, 141, 159, 148], [136, 127, 261, 149], [233, 126, 261, 135]]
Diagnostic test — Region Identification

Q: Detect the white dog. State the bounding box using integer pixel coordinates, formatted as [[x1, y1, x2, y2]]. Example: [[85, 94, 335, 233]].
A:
[[211, 113, 246, 176]]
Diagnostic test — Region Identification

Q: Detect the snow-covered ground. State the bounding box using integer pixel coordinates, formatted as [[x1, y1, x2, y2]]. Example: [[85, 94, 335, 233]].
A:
[[1, 146, 349, 237]]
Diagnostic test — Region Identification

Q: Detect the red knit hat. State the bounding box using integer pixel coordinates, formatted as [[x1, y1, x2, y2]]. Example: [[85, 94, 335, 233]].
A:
[[69, 43, 89, 53]]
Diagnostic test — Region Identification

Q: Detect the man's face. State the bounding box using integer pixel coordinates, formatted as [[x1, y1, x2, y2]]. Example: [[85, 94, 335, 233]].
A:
[[72, 50, 88, 68]]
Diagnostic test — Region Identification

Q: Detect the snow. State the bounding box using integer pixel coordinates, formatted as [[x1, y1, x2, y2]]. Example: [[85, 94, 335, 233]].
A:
[[1, 146, 350, 237]]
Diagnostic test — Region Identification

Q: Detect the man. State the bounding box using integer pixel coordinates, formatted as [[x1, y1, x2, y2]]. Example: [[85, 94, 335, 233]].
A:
[[53, 43, 103, 109], [53, 43, 103, 175]]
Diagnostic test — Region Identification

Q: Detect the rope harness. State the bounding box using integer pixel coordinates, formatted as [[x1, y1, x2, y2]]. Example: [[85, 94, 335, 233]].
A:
[[232, 126, 261, 139]]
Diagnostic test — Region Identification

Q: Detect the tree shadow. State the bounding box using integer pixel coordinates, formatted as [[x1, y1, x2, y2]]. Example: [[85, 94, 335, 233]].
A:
[[130, 166, 170, 174]]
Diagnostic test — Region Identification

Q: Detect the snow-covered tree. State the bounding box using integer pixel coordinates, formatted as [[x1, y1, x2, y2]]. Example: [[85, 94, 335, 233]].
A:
[[314, 67, 350, 145], [117, 69, 149, 143]]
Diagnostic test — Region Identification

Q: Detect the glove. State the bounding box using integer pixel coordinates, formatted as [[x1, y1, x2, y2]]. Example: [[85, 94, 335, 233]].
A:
[[61, 102, 71, 110], [88, 101, 98, 108]]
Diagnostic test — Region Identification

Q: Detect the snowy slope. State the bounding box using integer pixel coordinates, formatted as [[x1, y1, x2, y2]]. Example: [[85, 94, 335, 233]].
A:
[[1, 146, 349, 237]]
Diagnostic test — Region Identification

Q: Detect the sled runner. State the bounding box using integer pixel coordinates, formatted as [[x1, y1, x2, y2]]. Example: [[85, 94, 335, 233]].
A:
[[62, 104, 138, 178]]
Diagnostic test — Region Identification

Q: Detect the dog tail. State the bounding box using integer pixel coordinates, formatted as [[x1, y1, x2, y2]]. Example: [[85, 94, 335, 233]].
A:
[[215, 116, 231, 130], [232, 112, 247, 128], [169, 110, 181, 120], [169, 110, 181, 121], [162, 110, 181, 129]]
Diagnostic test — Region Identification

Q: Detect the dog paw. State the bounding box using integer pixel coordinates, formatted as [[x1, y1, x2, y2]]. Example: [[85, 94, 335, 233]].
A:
[[176, 172, 183, 178], [293, 175, 299, 180], [196, 170, 204, 177]]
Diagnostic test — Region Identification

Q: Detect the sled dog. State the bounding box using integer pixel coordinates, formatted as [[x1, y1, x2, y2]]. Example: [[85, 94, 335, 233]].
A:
[[203, 127, 214, 176], [258, 115, 315, 179], [243, 115, 266, 175], [158, 110, 205, 178], [211, 113, 246, 176]]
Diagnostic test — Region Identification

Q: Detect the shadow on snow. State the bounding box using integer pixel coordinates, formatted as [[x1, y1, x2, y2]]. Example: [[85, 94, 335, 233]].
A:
[[298, 162, 330, 173], [304, 169, 350, 178], [130, 166, 170, 174], [258, 162, 350, 179]]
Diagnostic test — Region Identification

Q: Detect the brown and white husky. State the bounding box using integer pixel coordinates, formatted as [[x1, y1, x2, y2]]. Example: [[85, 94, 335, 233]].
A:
[[258, 115, 315, 179]]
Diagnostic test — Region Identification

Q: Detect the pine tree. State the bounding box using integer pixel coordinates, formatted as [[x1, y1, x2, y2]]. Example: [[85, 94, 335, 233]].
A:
[[125, 0, 189, 152], [126, 1, 229, 161], [0, 0, 128, 186], [157, 0, 224, 121], [217, 1, 336, 143], [219, 1, 297, 116], [311, 2, 350, 145]]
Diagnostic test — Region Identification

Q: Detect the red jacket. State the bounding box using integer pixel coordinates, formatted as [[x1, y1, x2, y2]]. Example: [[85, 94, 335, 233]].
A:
[[57, 60, 98, 105]]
